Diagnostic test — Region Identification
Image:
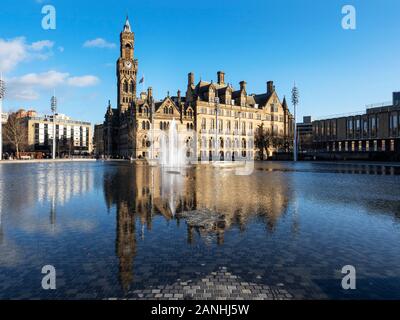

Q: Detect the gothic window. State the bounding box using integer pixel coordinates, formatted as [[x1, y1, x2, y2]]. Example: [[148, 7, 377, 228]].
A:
[[241, 139, 247, 157], [164, 107, 168, 114], [169, 107, 173, 114], [142, 121, 146, 130], [209, 138, 214, 149], [160, 122, 163, 130], [123, 81, 128, 93], [146, 121, 150, 130], [129, 82, 134, 93], [142, 137, 147, 148]]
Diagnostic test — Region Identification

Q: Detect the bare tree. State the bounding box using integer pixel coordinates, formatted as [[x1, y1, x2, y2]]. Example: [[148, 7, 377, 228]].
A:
[[254, 123, 272, 160], [3, 112, 28, 159]]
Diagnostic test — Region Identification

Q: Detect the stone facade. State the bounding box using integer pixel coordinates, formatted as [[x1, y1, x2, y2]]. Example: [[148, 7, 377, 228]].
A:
[[103, 18, 292, 160]]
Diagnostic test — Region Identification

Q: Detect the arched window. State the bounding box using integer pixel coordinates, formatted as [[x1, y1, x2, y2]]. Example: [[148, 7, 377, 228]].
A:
[[219, 137, 224, 148], [164, 107, 168, 114], [169, 107, 173, 114], [186, 137, 192, 148], [187, 123, 190, 131], [160, 122, 163, 130], [146, 121, 150, 130], [143, 106, 148, 117], [142, 137, 148, 148], [129, 82, 134, 93], [142, 121, 146, 130], [123, 81, 128, 93], [241, 139, 247, 157], [209, 138, 213, 149], [190, 123, 194, 130]]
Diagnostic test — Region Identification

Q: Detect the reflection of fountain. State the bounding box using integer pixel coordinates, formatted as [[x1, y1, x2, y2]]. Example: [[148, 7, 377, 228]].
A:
[[159, 118, 187, 168], [160, 168, 184, 217]]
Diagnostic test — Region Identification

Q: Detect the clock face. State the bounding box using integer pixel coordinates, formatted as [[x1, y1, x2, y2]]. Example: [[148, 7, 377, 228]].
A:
[[125, 61, 132, 69]]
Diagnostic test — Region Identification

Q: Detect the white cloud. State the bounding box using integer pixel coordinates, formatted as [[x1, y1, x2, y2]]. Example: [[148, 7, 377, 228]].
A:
[[30, 40, 54, 51], [83, 38, 116, 49], [0, 37, 54, 73], [0, 37, 27, 73], [7, 71, 99, 101], [11, 70, 69, 88], [9, 88, 40, 101], [67, 75, 99, 87]]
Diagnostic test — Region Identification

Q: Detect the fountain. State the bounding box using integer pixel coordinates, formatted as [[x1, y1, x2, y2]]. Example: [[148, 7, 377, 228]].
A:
[[159, 118, 187, 169]]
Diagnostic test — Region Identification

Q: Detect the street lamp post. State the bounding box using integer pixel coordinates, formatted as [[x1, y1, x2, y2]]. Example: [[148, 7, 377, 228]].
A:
[[150, 96, 155, 160], [0, 73, 5, 161], [51, 93, 57, 160], [291, 83, 299, 162]]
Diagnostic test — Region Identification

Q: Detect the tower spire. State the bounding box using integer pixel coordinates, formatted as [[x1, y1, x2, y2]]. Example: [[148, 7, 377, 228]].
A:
[[123, 15, 131, 32]]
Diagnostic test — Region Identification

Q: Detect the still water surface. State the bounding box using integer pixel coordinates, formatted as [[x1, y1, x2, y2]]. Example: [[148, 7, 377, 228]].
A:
[[0, 161, 399, 299]]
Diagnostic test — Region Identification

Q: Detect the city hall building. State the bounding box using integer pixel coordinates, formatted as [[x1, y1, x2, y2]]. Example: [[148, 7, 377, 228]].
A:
[[103, 17, 293, 160], [312, 92, 400, 160]]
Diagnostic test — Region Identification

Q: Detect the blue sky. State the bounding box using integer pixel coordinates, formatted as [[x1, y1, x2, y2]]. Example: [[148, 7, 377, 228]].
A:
[[0, 0, 399, 125]]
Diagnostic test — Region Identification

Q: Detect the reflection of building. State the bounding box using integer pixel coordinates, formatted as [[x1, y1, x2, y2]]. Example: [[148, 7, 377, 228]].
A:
[[103, 17, 293, 159], [104, 164, 291, 246], [5, 109, 92, 155], [116, 201, 136, 292], [312, 92, 400, 160]]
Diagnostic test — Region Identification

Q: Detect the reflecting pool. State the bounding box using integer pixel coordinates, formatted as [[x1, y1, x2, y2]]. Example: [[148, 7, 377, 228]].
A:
[[0, 161, 400, 299]]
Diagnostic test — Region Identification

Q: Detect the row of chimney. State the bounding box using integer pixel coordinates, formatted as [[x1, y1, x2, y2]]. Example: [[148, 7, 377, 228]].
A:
[[188, 71, 275, 95]]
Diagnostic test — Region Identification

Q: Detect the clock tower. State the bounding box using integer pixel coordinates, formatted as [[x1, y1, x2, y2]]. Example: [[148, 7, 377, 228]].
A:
[[117, 16, 137, 112]]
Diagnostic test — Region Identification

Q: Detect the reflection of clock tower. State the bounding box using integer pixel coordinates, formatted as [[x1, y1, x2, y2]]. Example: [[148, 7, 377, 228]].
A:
[[117, 16, 137, 112]]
